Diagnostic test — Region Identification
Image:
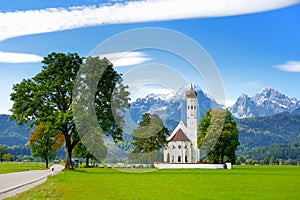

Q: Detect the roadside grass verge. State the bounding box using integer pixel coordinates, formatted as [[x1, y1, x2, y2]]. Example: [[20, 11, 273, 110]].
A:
[[0, 162, 49, 174], [7, 165, 300, 200]]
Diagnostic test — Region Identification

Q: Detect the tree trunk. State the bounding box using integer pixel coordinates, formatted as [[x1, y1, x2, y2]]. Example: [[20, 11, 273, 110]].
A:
[[86, 156, 89, 167], [150, 152, 154, 168], [45, 155, 49, 169], [65, 144, 74, 170]]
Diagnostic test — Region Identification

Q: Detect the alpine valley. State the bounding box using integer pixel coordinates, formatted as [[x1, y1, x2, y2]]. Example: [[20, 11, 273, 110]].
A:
[[1, 86, 300, 160]]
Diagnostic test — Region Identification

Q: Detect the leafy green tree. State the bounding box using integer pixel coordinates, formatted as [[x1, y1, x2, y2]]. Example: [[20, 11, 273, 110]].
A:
[[131, 113, 169, 167], [269, 157, 275, 165], [2, 153, 14, 162], [73, 134, 107, 167], [10, 53, 130, 169], [198, 109, 239, 164], [0, 146, 8, 163], [29, 123, 64, 168], [263, 156, 270, 165]]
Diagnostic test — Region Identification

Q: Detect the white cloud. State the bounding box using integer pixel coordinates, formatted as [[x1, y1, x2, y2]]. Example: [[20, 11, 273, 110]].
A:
[[0, 52, 43, 63], [99, 51, 151, 67], [242, 80, 263, 89], [274, 61, 300, 72], [1, 0, 299, 41]]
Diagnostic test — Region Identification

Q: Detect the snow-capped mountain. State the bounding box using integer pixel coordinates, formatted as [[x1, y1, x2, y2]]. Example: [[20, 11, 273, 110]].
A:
[[229, 88, 300, 118], [129, 85, 222, 127]]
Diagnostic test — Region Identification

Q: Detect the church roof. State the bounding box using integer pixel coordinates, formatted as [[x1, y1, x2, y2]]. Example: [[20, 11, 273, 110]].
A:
[[168, 128, 190, 142]]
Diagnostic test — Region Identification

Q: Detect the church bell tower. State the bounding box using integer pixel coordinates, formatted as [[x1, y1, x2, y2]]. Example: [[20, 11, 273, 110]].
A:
[[186, 84, 198, 162]]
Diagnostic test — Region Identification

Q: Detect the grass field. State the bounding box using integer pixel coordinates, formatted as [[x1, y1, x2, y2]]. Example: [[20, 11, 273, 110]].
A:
[[0, 162, 48, 174], [6, 166, 300, 200]]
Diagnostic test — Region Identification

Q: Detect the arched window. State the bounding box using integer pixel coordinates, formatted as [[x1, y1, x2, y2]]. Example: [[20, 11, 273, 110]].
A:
[[191, 105, 193, 110], [188, 105, 190, 109], [178, 156, 181, 163], [194, 105, 196, 109]]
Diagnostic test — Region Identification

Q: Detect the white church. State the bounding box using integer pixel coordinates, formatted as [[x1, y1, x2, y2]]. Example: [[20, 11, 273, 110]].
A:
[[163, 85, 199, 163]]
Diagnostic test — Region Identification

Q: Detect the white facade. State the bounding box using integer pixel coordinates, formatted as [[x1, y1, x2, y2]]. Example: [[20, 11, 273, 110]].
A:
[[163, 85, 198, 163]]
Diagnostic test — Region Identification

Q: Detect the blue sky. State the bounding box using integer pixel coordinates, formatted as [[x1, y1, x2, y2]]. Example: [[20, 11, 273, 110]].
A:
[[0, 0, 300, 114]]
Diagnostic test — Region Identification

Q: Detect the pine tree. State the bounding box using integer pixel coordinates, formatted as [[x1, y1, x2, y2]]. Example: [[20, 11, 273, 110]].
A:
[[131, 113, 169, 167]]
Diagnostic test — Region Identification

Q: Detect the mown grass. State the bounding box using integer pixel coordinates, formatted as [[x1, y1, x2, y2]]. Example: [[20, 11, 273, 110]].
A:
[[0, 162, 49, 174], [7, 166, 300, 200]]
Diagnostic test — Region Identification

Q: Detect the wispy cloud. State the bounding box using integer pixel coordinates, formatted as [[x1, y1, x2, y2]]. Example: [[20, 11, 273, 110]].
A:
[[242, 80, 263, 89], [274, 61, 300, 72], [100, 51, 151, 67], [1, 0, 299, 41], [0, 52, 43, 63]]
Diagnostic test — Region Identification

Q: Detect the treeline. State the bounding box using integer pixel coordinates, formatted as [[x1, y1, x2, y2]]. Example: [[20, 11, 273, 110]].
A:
[[0, 144, 65, 162], [236, 141, 300, 165]]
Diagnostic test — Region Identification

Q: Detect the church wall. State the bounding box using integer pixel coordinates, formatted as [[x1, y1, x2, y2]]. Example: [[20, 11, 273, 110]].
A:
[[164, 141, 192, 163]]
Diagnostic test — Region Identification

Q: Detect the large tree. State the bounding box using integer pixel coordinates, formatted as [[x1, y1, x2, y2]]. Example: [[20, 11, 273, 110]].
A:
[[131, 113, 169, 167], [10, 53, 130, 169], [29, 123, 64, 168], [197, 109, 239, 164]]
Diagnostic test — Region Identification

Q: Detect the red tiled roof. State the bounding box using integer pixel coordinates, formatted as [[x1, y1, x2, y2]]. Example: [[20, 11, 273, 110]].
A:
[[168, 129, 190, 142]]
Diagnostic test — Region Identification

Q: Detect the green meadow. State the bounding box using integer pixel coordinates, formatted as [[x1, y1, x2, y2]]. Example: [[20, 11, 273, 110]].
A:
[[6, 165, 300, 200], [0, 162, 48, 174]]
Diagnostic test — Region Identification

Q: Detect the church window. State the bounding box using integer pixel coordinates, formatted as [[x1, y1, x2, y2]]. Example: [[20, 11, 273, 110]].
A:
[[172, 156, 174, 163], [188, 106, 190, 109], [191, 105, 193, 109], [184, 145, 188, 149], [172, 145, 175, 149], [178, 156, 181, 162], [178, 145, 181, 149], [185, 156, 188, 163], [194, 105, 196, 109]]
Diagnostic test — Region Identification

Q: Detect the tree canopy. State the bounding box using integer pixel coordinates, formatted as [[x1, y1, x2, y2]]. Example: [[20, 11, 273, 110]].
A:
[[0, 145, 8, 163], [131, 113, 169, 167], [197, 109, 239, 164], [10, 52, 130, 169], [29, 123, 64, 168]]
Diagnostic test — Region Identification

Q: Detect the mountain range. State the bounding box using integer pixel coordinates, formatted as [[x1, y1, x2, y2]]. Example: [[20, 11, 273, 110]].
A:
[[129, 85, 222, 126], [1, 85, 300, 158], [130, 86, 300, 121], [229, 88, 300, 118]]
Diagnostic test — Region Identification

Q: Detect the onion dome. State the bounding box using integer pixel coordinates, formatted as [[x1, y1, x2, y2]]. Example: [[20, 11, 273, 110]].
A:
[[186, 83, 197, 98]]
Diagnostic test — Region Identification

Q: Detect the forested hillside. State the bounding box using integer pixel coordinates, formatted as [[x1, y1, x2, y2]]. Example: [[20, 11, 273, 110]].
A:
[[237, 113, 300, 153], [241, 141, 300, 161], [0, 114, 30, 146]]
